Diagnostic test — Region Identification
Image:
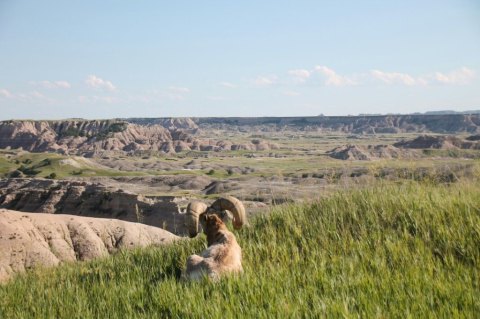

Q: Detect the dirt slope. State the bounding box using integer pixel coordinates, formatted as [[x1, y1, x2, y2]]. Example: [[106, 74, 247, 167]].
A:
[[394, 135, 480, 149], [327, 144, 418, 160]]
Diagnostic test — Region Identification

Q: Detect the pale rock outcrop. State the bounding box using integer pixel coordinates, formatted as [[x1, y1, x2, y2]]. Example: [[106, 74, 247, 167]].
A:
[[0, 209, 179, 282]]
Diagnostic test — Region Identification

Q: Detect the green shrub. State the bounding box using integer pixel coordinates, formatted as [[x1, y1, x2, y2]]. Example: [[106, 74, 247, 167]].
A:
[[59, 127, 82, 138], [46, 172, 57, 179], [17, 165, 40, 176], [7, 170, 24, 178], [96, 122, 128, 140]]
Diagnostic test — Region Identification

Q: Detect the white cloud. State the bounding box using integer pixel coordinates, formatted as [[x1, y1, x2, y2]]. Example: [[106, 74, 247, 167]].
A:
[[85, 75, 116, 91], [0, 89, 14, 99], [433, 67, 475, 85], [29, 91, 46, 99], [369, 68, 476, 86], [16, 91, 54, 103], [253, 75, 278, 87], [286, 65, 475, 87], [0, 89, 53, 102], [32, 80, 71, 89], [288, 69, 311, 83], [370, 70, 424, 86], [55, 81, 71, 89], [314, 66, 356, 86], [219, 81, 237, 88]]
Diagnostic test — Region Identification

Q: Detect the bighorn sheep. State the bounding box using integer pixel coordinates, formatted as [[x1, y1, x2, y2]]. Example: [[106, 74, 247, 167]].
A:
[[183, 196, 246, 281]]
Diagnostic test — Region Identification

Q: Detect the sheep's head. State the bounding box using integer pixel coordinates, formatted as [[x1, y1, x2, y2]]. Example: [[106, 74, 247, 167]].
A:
[[185, 196, 246, 238], [201, 213, 224, 233]]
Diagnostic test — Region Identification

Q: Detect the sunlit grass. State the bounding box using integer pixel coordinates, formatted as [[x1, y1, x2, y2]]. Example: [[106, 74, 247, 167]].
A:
[[1, 180, 479, 318]]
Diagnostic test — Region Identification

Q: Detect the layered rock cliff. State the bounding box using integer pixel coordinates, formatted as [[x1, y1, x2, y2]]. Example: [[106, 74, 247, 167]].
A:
[[0, 179, 192, 235], [0, 119, 280, 155], [192, 114, 480, 134], [1, 114, 479, 155], [0, 120, 197, 155]]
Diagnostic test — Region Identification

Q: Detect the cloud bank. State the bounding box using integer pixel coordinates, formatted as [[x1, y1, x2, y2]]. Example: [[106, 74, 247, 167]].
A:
[[285, 66, 475, 87], [86, 75, 116, 91]]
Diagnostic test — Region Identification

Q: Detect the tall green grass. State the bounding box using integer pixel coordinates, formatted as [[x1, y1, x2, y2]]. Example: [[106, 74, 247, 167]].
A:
[[1, 181, 479, 318]]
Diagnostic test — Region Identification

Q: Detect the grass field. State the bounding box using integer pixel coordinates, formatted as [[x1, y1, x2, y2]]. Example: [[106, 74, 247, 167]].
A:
[[1, 180, 478, 318], [2, 147, 478, 183]]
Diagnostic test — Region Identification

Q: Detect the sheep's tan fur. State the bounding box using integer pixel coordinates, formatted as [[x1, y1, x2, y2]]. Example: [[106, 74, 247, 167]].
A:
[[183, 214, 243, 281]]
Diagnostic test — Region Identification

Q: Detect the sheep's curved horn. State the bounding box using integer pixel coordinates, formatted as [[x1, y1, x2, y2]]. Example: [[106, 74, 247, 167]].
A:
[[210, 196, 246, 229], [185, 201, 209, 237]]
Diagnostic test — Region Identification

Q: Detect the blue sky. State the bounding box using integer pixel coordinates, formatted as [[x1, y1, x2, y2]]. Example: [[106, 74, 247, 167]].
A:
[[0, 0, 479, 119]]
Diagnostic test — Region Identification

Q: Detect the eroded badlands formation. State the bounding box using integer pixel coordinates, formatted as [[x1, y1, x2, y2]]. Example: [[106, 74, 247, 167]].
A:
[[0, 210, 179, 282]]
